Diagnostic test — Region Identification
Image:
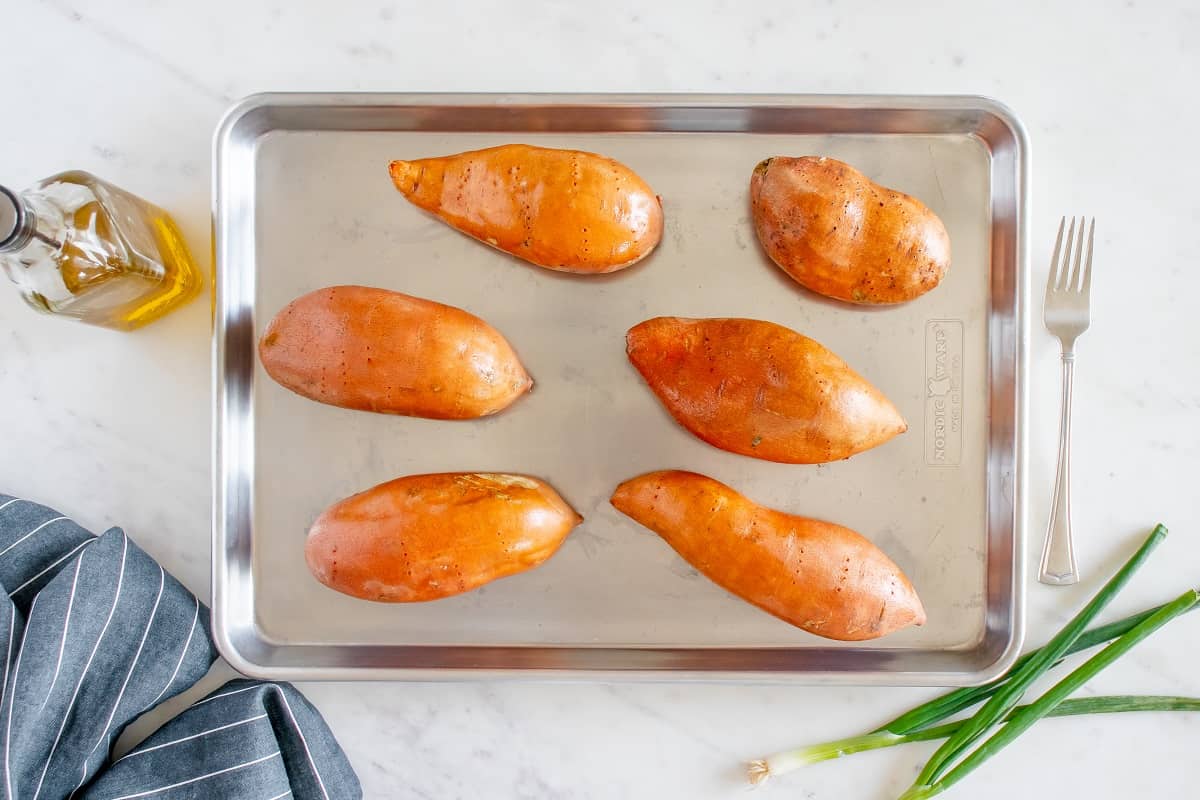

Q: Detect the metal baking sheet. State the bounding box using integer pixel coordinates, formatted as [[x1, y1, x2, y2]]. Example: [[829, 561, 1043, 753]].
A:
[[213, 94, 1028, 683]]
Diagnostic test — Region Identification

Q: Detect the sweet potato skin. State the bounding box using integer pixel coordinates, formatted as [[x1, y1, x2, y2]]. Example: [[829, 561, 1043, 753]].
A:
[[306, 473, 582, 602], [751, 156, 950, 304], [258, 285, 531, 419], [626, 317, 907, 464], [610, 470, 925, 640], [389, 144, 663, 273]]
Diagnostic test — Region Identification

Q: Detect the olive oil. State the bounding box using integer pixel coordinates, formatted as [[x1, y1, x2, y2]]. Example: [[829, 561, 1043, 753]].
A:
[[0, 171, 201, 330]]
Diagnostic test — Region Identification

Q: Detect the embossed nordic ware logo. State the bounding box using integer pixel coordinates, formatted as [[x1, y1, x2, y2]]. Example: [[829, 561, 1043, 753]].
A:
[[925, 319, 963, 466]]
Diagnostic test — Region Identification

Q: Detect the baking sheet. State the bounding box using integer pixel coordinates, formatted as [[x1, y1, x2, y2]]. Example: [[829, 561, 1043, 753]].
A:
[[214, 94, 1028, 683]]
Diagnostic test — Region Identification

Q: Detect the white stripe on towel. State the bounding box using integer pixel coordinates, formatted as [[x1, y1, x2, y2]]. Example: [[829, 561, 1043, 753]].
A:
[[278, 688, 330, 800], [114, 714, 268, 763], [11, 539, 93, 596], [0, 605, 13, 800], [31, 532, 128, 800], [147, 593, 198, 708], [67, 565, 168, 798], [105, 751, 281, 800], [0, 605, 14, 722], [5, 594, 40, 800], [41, 558, 84, 710], [189, 683, 260, 708], [0, 516, 67, 558]]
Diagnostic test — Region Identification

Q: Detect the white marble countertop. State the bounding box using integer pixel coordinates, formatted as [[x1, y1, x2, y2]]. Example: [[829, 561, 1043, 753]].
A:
[[3, 1, 1198, 797]]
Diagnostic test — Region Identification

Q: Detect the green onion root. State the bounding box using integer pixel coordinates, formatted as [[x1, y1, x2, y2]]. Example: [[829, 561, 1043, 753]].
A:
[[748, 731, 904, 784]]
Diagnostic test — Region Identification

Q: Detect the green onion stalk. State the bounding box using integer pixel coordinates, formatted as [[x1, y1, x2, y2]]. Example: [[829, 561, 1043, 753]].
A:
[[908, 525, 1166, 787], [876, 602, 1170, 737], [747, 694, 1200, 786], [897, 587, 1199, 799]]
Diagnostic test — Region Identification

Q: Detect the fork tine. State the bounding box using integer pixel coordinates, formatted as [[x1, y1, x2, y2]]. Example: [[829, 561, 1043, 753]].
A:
[[1046, 217, 1066, 294], [1064, 216, 1082, 290], [1056, 217, 1077, 291], [1080, 218, 1095, 295], [1067, 216, 1087, 291]]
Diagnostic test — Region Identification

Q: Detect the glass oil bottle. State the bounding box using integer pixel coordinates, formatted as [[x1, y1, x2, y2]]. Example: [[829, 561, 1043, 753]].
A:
[[0, 171, 201, 330]]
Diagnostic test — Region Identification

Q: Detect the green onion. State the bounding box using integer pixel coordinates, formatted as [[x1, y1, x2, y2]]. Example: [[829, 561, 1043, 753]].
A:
[[747, 599, 1191, 786], [909, 524, 1166, 787], [747, 694, 1200, 784], [898, 587, 1200, 799], [878, 601, 1172, 737]]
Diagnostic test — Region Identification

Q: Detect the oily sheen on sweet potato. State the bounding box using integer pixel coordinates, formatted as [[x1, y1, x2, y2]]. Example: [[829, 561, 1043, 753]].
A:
[[258, 285, 531, 419], [626, 316, 906, 464], [389, 144, 663, 273], [751, 156, 951, 304], [306, 473, 582, 602], [610, 470, 925, 641]]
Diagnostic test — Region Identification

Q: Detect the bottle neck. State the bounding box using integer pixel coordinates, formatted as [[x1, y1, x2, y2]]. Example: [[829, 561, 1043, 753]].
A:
[[0, 186, 35, 253]]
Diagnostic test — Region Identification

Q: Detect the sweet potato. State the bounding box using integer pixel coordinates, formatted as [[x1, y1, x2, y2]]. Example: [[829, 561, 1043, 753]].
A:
[[306, 472, 582, 602], [259, 285, 531, 419], [611, 470, 925, 640], [626, 317, 906, 463], [751, 156, 951, 304], [388, 144, 663, 273]]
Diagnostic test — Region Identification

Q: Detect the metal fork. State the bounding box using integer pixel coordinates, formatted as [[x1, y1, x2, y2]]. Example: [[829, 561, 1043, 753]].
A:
[[1040, 217, 1095, 585]]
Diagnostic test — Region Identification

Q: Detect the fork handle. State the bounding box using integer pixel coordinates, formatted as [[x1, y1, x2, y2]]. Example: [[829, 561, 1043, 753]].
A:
[[1040, 353, 1079, 585]]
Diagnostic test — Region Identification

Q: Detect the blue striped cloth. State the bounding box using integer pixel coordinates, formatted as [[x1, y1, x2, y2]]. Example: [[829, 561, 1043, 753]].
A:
[[0, 495, 361, 800]]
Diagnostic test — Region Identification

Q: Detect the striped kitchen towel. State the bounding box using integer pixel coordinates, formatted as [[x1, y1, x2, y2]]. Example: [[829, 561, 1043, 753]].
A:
[[0, 495, 361, 800]]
